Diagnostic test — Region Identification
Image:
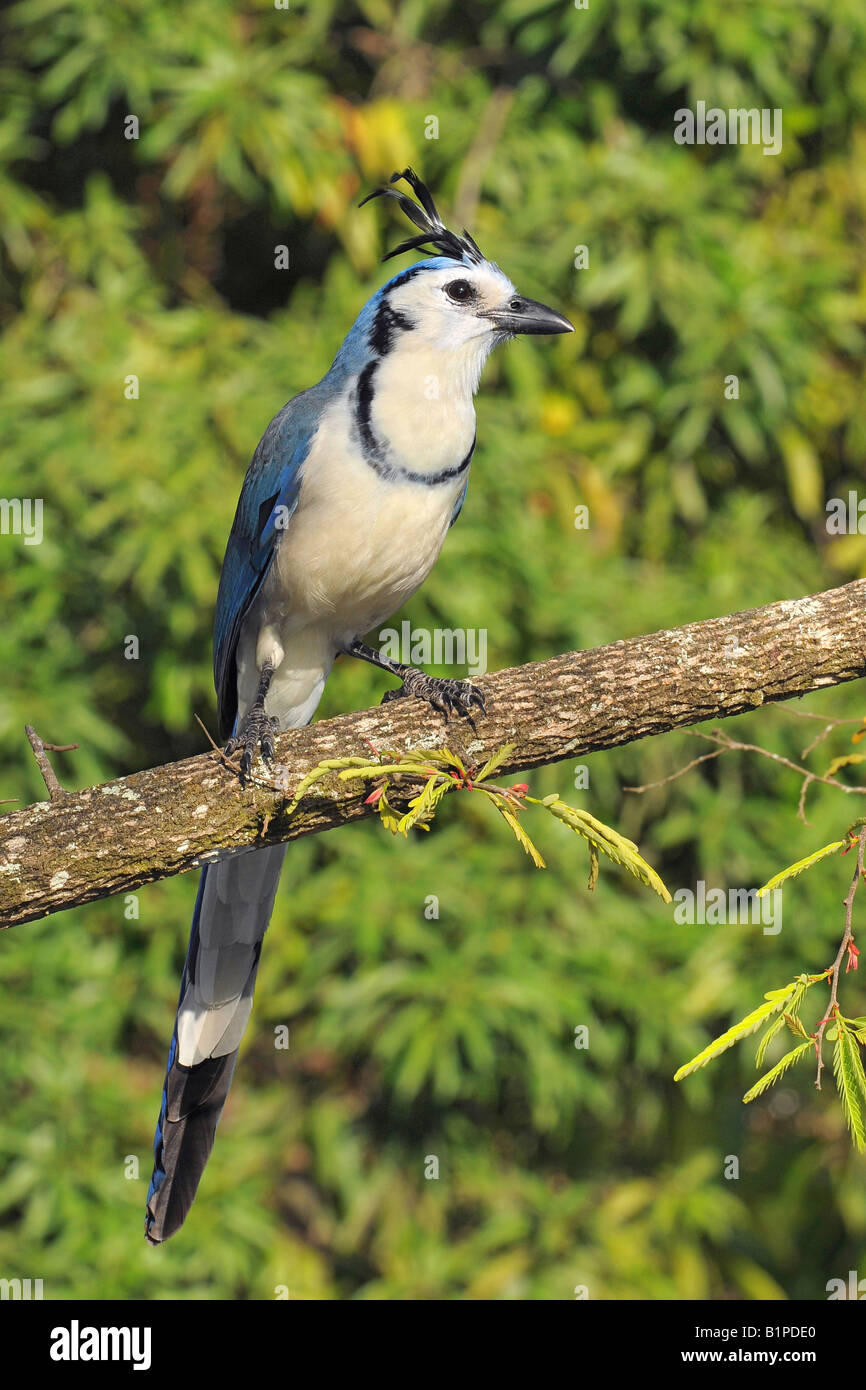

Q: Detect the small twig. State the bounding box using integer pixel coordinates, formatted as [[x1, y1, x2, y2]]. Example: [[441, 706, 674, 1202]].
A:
[[782, 707, 863, 724], [624, 748, 727, 793], [194, 712, 292, 795], [800, 722, 839, 760], [24, 726, 76, 802], [628, 727, 866, 825], [194, 712, 265, 783], [193, 712, 237, 768], [814, 824, 866, 1090], [700, 730, 866, 824], [779, 706, 865, 766]]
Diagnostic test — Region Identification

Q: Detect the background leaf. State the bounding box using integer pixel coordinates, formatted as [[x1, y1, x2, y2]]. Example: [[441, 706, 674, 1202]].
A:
[[2, 0, 866, 1301]]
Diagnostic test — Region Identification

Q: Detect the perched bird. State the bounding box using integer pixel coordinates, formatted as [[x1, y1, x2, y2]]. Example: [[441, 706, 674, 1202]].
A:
[[145, 168, 573, 1244]]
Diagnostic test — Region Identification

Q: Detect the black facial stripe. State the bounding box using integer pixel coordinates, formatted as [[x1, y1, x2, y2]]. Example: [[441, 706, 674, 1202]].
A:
[[353, 360, 475, 487], [369, 297, 414, 356], [355, 360, 383, 464], [384, 265, 426, 292]]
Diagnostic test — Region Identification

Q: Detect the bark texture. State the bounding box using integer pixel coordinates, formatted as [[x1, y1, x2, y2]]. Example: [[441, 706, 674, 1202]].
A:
[[1, 580, 864, 928]]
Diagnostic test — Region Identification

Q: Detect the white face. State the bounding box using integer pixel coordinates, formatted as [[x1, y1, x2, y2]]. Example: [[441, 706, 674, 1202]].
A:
[[385, 259, 574, 357], [387, 262, 518, 352]]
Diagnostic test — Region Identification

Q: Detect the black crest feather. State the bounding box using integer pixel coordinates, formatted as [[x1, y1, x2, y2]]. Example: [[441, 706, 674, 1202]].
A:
[[359, 167, 484, 266]]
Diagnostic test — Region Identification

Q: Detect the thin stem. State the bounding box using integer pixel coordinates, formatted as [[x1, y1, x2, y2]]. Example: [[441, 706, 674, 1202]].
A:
[[627, 727, 866, 825], [24, 726, 76, 802], [624, 748, 727, 793], [814, 824, 866, 1091]]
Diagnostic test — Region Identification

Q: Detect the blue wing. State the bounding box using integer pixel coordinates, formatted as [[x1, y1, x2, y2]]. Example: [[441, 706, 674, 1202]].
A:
[[448, 435, 475, 528], [449, 478, 469, 528], [213, 392, 321, 738]]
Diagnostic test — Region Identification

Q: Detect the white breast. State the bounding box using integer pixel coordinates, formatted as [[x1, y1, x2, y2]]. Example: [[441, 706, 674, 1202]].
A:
[[235, 387, 472, 729]]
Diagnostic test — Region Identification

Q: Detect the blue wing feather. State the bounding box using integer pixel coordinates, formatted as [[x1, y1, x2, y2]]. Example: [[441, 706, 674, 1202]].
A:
[[449, 477, 469, 528], [213, 392, 321, 738]]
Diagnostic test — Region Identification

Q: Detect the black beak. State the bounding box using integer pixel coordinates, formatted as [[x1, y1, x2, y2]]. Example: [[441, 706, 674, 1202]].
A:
[[482, 295, 574, 336]]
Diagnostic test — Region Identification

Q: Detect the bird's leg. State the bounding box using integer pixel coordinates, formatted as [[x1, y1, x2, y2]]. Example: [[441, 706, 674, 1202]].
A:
[[224, 660, 280, 782], [345, 638, 485, 718]]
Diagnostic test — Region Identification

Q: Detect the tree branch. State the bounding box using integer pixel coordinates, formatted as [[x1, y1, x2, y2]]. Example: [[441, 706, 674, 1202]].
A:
[[2, 580, 865, 929]]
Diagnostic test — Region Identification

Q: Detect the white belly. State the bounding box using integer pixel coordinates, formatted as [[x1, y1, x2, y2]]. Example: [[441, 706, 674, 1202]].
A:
[[235, 400, 470, 729], [278, 470, 458, 629]]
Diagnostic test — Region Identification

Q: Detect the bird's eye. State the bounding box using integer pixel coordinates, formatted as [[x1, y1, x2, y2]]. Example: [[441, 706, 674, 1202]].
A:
[[445, 279, 475, 303]]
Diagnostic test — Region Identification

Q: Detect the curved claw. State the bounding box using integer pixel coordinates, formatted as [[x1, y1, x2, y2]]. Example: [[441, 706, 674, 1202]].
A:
[[381, 669, 485, 720], [225, 709, 280, 783]]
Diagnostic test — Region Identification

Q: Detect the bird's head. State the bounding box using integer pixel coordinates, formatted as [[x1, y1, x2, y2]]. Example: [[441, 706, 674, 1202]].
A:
[[360, 169, 573, 362]]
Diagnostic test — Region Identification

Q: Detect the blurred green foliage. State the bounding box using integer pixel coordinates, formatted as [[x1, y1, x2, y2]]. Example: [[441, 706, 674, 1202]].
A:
[[1, 0, 866, 1300]]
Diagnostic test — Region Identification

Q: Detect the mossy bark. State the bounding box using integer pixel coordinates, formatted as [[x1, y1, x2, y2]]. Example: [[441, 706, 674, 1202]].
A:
[[1, 580, 864, 928]]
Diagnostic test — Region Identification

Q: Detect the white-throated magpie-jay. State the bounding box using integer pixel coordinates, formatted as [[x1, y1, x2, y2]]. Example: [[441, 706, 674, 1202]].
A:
[[145, 169, 573, 1244]]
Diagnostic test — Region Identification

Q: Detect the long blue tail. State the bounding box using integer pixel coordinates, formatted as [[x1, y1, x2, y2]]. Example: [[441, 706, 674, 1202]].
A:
[[145, 842, 287, 1244]]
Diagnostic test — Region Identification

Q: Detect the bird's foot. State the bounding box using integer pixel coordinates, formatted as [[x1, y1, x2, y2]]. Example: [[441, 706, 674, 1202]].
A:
[[381, 667, 485, 718], [225, 707, 280, 783]]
